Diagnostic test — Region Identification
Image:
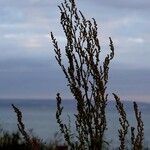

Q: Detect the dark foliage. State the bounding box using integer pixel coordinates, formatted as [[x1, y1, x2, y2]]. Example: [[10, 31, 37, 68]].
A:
[[51, 0, 145, 150]]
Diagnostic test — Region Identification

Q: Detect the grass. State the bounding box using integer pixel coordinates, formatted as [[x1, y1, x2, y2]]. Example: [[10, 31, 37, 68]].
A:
[[0, 125, 67, 150]]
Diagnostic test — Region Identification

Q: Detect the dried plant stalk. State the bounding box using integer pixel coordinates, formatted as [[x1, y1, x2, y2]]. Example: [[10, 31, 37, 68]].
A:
[[51, 0, 145, 149], [51, 0, 114, 149], [12, 104, 30, 144], [12, 104, 40, 150], [113, 94, 129, 150], [113, 95, 144, 150], [131, 102, 144, 150]]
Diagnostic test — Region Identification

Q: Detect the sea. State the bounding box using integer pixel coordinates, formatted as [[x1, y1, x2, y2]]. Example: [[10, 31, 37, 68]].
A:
[[0, 99, 150, 147]]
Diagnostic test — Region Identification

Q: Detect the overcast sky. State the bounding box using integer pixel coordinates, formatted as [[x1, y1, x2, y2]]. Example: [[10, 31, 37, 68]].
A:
[[0, 0, 150, 102]]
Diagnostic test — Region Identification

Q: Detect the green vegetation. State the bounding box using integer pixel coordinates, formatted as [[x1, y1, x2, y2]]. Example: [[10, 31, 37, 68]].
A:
[[0, 0, 148, 149]]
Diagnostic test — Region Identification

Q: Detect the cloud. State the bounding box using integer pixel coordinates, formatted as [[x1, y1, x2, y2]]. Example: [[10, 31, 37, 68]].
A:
[[108, 68, 150, 102], [127, 37, 144, 44], [0, 0, 150, 100], [0, 0, 57, 7], [94, 0, 150, 11], [0, 57, 67, 99], [3, 33, 49, 48]]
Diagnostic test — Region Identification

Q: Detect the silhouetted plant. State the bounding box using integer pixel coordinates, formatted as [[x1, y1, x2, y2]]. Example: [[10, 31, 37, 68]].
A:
[[113, 93, 129, 150], [113, 94, 144, 150], [51, 0, 145, 150], [12, 104, 69, 150], [12, 104, 42, 150], [131, 102, 144, 150], [51, 0, 114, 149], [0, 130, 29, 150], [12, 104, 30, 144]]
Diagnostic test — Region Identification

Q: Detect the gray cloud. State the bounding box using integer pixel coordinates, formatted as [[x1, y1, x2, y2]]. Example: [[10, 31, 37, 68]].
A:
[[93, 0, 150, 11], [0, 0, 150, 101], [0, 57, 67, 99], [108, 68, 150, 102]]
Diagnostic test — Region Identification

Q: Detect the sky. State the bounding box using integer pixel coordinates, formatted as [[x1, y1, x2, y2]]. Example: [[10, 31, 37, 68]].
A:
[[0, 0, 150, 102]]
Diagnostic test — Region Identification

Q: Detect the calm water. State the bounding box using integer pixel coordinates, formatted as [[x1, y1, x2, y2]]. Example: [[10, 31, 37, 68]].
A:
[[0, 99, 150, 146]]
